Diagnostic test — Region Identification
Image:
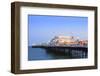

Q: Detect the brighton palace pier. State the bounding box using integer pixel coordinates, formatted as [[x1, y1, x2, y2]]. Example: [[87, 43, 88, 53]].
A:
[[32, 36, 88, 58]]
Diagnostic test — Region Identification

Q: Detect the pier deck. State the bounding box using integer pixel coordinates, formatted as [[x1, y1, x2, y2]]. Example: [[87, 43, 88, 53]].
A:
[[32, 45, 87, 51]]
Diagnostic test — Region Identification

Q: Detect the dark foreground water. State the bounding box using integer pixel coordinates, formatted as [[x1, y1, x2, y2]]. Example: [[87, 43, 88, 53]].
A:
[[28, 46, 88, 61]]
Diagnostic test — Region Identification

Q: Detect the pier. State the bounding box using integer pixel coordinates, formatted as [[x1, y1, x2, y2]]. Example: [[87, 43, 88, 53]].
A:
[[32, 45, 88, 58]]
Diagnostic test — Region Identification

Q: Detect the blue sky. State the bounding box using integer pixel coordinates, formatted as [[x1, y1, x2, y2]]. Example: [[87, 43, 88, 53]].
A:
[[28, 15, 88, 46]]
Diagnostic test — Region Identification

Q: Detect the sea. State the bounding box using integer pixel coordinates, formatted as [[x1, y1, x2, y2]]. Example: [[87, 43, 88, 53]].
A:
[[28, 46, 88, 61]]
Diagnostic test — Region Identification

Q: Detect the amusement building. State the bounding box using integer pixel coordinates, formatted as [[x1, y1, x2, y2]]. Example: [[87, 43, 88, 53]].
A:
[[49, 36, 88, 46]]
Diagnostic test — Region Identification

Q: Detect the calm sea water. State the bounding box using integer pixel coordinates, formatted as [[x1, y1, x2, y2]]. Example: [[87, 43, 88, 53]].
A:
[[28, 46, 87, 61]]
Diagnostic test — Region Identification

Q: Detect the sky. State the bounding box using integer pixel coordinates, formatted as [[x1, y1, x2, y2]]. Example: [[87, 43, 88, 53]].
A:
[[28, 15, 88, 46]]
